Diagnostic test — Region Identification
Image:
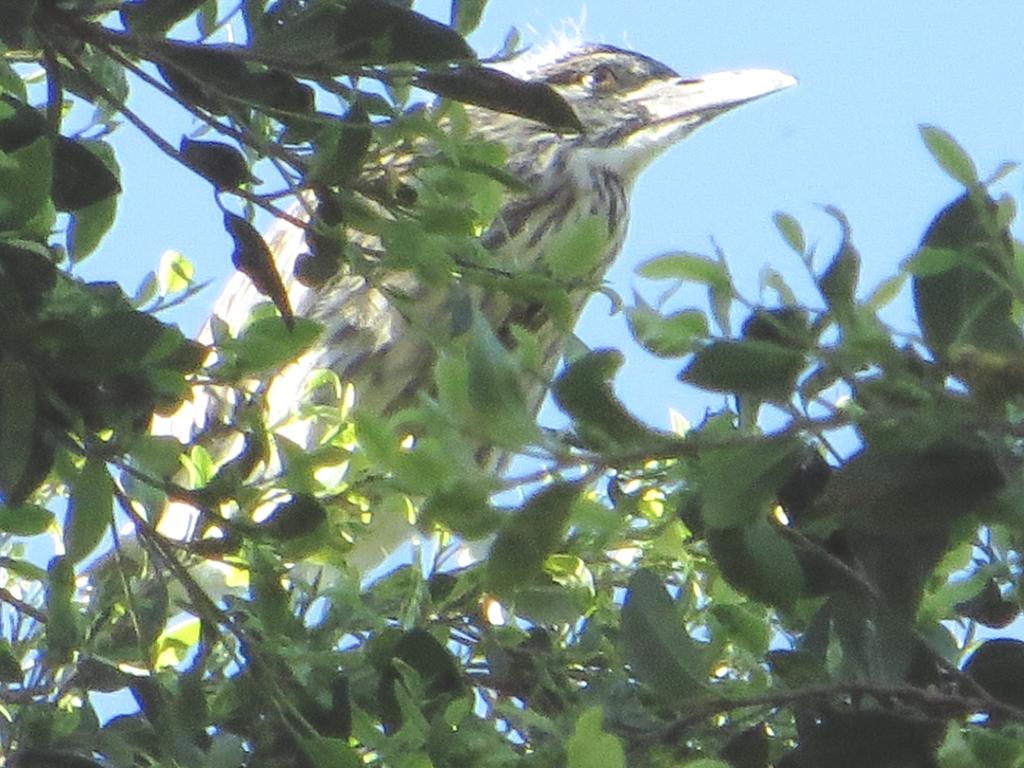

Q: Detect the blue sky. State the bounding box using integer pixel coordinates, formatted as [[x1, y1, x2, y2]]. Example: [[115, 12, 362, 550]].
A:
[[80, 0, 1024, 430]]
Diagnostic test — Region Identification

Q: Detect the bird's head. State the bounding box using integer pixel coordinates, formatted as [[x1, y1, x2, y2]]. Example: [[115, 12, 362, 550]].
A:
[[501, 43, 796, 182]]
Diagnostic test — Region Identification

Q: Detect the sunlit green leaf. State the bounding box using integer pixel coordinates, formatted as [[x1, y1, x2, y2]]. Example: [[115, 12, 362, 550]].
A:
[[920, 124, 978, 186], [567, 708, 625, 768]]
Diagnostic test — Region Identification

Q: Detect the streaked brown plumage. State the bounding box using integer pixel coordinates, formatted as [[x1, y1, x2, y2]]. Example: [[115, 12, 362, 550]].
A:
[[153, 42, 794, 567]]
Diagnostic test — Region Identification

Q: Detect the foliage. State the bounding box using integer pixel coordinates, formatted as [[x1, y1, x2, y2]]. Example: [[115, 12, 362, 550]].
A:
[[0, 2, 1023, 767]]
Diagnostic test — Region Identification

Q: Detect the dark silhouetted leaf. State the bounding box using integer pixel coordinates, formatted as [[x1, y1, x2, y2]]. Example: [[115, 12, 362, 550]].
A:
[[52, 137, 122, 211], [720, 723, 770, 768], [780, 708, 942, 768], [964, 639, 1024, 710], [180, 138, 252, 190], [257, 0, 473, 68], [259, 493, 326, 541], [377, 628, 463, 731], [0, 93, 48, 152], [71, 657, 128, 692], [309, 102, 372, 185], [821, 442, 1004, 535], [741, 306, 812, 350], [250, 69, 316, 114], [954, 579, 1019, 629], [224, 212, 294, 327], [326, 0, 473, 64], [418, 66, 582, 132], [0, 240, 57, 312]]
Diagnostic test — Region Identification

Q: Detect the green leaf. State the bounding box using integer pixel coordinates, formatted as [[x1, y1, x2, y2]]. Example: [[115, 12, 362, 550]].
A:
[[67, 140, 120, 261], [817, 206, 860, 322], [545, 215, 608, 281], [567, 708, 625, 768], [45, 555, 78, 664], [0, 639, 21, 682], [121, 0, 209, 35], [620, 569, 708, 697], [451, 0, 486, 34], [487, 482, 580, 594], [920, 124, 978, 186], [697, 436, 805, 529], [0, 361, 36, 503], [864, 272, 906, 311], [905, 246, 966, 277], [965, 728, 1024, 768], [464, 314, 536, 447], [627, 301, 707, 358], [681, 339, 805, 402], [215, 315, 321, 378], [636, 251, 730, 290], [421, 480, 501, 539], [0, 94, 48, 152], [553, 350, 668, 450], [911, 192, 1022, 358], [302, 738, 361, 768], [68, 191, 117, 262], [0, 503, 53, 536], [773, 211, 806, 256], [156, 249, 195, 295], [64, 455, 113, 565], [711, 603, 770, 656], [707, 519, 805, 610], [0, 134, 53, 230]]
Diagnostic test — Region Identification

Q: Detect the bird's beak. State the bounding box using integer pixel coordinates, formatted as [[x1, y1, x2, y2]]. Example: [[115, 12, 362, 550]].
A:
[[628, 68, 797, 150], [642, 69, 797, 122]]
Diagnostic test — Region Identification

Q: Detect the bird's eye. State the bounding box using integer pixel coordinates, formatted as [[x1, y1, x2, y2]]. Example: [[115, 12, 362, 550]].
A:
[[586, 64, 618, 92]]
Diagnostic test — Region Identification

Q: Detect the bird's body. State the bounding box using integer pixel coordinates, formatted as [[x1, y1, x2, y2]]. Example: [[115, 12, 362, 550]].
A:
[[154, 42, 794, 564], [186, 44, 794, 435]]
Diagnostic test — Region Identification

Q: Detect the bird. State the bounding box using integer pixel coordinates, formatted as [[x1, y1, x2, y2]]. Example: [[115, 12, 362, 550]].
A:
[[153, 40, 796, 570]]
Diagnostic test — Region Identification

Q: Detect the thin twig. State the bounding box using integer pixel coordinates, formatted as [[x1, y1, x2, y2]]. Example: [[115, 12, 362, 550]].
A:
[[0, 587, 46, 623], [652, 680, 1024, 746]]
